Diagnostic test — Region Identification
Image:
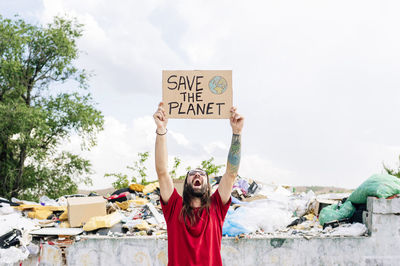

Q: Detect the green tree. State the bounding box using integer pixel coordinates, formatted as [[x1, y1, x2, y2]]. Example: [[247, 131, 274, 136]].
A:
[[169, 156, 181, 179], [104, 172, 130, 190], [198, 157, 224, 176], [0, 16, 104, 200], [105, 152, 150, 189], [171, 156, 225, 180]]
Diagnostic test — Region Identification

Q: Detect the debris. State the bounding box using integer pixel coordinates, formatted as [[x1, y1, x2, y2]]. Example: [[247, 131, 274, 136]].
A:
[[0, 246, 29, 264], [29, 228, 83, 236], [146, 202, 165, 224], [107, 192, 132, 203], [59, 222, 71, 228], [136, 220, 150, 231], [26, 243, 40, 255], [143, 182, 159, 195], [67, 196, 106, 227], [247, 181, 259, 195], [0, 229, 22, 248], [319, 200, 356, 226], [325, 223, 368, 237], [59, 209, 68, 221], [39, 195, 59, 206], [1, 174, 383, 264], [131, 198, 148, 206], [241, 195, 267, 202], [115, 200, 130, 210], [287, 216, 307, 227], [0, 197, 19, 207], [83, 211, 122, 231], [348, 173, 400, 204], [230, 196, 243, 205], [223, 198, 294, 236], [96, 223, 126, 235], [322, 218, 351, 230], [0, 203, 16, 215], [28, 209, 53, 220], [129, 183, 145, 192]]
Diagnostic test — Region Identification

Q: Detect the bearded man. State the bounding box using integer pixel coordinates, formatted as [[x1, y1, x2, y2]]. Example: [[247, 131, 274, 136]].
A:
[[153, 102, 244, 266]]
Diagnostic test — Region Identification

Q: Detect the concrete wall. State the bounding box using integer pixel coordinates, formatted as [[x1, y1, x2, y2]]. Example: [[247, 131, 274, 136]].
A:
[[27, 197, 400, 266]]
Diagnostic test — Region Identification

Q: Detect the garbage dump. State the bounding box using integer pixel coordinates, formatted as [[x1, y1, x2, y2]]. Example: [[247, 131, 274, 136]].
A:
[[318, 173, 400, 227], [2, 173, 400, 264]]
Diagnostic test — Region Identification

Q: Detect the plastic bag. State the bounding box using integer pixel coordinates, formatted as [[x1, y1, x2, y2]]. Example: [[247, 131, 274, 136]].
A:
[[39, 195, 58, 206], [0, 246, 29, 264], [327, 223, 367, 237], [0, 204, 15, 215], [222, 209, 252, 236], [348, 173, 400, 204], [319, 200, 355, 226], [223, 199, 294, 236]]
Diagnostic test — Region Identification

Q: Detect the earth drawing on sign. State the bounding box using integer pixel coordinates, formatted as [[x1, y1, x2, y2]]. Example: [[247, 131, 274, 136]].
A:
[[209, 76, 228, 95]]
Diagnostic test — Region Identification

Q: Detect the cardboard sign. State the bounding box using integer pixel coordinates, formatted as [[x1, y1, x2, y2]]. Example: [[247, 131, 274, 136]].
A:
[[162, 70, 232, 119]]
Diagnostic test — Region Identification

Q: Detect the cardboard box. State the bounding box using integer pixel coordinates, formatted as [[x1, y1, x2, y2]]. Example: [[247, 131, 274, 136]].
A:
[[67, 196, 106, 227]]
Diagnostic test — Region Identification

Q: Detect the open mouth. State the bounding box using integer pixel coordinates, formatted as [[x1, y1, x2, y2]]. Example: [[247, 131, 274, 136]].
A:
[[193, 179, 201, 187]]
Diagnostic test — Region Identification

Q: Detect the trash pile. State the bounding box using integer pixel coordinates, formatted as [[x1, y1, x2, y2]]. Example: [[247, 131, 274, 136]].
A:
[[1, 173, 400, 264], [220, 177, 369, 239], [0, 182, 166, 264]]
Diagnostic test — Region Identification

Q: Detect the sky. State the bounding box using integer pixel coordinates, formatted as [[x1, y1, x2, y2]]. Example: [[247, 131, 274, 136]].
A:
[[2, 0, 400, 189]]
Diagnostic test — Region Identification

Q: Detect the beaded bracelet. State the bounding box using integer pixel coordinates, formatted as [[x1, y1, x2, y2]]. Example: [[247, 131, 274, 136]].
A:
[[156, 128, 168, 135]]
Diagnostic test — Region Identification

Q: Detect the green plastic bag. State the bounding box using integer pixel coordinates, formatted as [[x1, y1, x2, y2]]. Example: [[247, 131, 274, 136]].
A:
[[319, 200, 355, 226], [348, 173, 400, 204]]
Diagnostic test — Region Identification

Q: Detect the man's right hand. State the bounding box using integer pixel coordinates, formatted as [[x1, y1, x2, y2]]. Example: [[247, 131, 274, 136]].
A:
[[154, 102, 173, 203], [153, 102, 168, 133]]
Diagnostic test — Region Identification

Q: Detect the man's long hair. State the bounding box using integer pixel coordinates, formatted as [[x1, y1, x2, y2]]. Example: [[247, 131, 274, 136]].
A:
[[180, 169, 211, 227]]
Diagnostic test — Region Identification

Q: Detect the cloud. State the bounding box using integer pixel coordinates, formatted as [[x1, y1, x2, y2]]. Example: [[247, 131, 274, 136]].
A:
[[204, 141, 228, 156], [41, 0, 184, 96], [66, 115, 156, 189], [169, 130, 190, 147], [4, 0, 400, 189], [66, 115, 296, 190], [240, 154, 295, 185]]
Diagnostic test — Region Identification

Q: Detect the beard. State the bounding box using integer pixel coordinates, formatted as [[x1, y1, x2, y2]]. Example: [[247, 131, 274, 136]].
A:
[[181, 177, 211, 226], [184, 182, 207, 198]]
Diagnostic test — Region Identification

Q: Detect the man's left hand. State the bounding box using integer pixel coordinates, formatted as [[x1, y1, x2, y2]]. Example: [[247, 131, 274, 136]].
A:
[[230, 107, 244, 134]]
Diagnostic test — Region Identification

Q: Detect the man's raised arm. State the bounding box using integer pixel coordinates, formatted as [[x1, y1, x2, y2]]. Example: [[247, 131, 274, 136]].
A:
[[218, 107, 244, 204], [154, 102, 174, 203]]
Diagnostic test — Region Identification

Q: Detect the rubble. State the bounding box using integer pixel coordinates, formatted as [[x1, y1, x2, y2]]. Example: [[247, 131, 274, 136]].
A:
[[2, 173, 400, 264]]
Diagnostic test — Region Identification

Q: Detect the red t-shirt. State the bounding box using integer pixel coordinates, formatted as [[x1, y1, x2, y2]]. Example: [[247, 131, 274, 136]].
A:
[[161, 188, 231, 266]]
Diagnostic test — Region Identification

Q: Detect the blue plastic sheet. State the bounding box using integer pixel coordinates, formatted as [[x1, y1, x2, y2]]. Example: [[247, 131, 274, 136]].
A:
[[222, 208, 252, 236]]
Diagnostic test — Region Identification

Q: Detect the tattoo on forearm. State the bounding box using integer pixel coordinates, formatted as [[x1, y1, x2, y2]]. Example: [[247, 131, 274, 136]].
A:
[[228, 134, 241, 173]]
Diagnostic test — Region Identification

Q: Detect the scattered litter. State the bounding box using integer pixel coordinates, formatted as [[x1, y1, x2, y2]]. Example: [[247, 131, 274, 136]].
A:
[[0, 246, 29, 264], [107, 192, 132, 203], [3, 173, 394, 264], [0, 229, 21, 248], [325, 223, 368, 237], [129, 184, 145, 192], [143, 182, 159, 195], [30, 228, 83, 236], [146, 202, 165, 225], [39, 195, 59, 206], [83, 211, 122, 231], [348, 173, 400, 204], [319, 200, 356, 226], [0, 204, 15, 215], [67, 196, 106, 227]]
